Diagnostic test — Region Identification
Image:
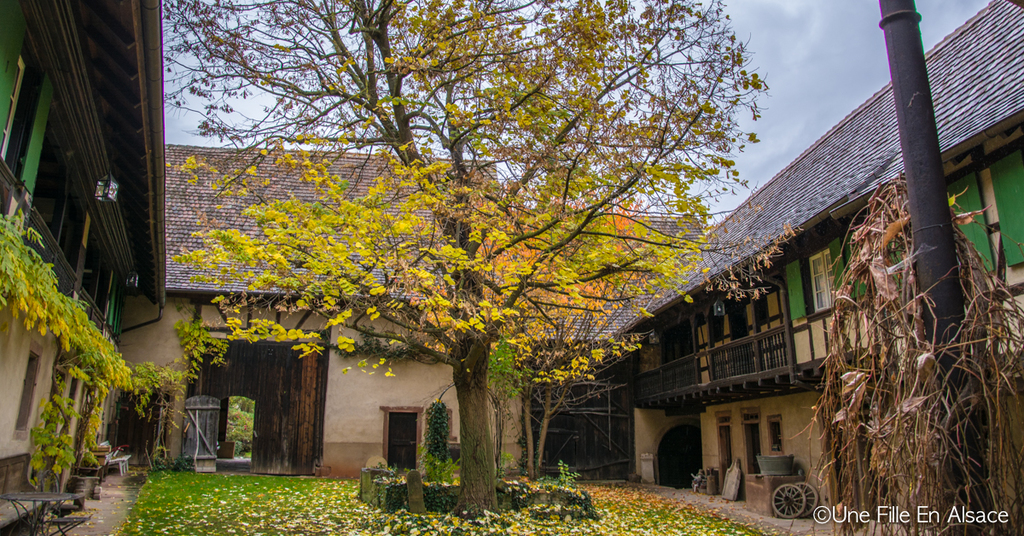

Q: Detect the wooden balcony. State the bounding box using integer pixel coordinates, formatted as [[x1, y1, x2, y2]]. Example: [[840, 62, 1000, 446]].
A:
[[635, 324, 822, 409], [23, 207, 112, 338]]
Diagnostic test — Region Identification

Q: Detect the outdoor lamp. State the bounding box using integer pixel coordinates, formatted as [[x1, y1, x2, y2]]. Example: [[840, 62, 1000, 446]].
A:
[[126, 271, 139, 290], [648, 331, 660, 345], [95, 173, 119, 202], [712, 299, 726, 317]]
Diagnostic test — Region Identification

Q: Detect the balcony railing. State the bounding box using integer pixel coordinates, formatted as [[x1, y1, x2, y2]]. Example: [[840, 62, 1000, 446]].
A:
[[25, 208, 78, 296], [23, 208, 111, 337], [635, 325, 791, 404]]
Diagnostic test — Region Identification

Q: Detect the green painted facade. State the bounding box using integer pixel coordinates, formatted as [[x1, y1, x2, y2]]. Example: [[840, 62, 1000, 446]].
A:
[[18, 75, 52, 194], [0, 0, 26, 137]]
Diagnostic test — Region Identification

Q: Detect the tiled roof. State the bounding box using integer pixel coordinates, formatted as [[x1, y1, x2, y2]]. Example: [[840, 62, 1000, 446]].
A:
[[164, 144, 388, 292], [630, 0, 1024, 324]]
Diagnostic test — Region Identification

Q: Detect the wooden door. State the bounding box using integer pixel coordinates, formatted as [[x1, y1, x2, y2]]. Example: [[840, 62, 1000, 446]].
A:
[[718, 424, 732, 478], [184, 395, 220, 462], [387, 412, 418, 470], [744, 422, 762, 474]]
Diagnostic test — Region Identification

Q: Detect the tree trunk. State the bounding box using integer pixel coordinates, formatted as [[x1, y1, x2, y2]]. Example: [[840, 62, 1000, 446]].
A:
[[522, 386, 536, 479], [535, 387, 553, 478], [454, 350, 497, 513]]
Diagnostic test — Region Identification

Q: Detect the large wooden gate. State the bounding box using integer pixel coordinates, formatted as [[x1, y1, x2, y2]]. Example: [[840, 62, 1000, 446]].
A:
[[535, 362, 633, 480], [190, 340, 329, 475]]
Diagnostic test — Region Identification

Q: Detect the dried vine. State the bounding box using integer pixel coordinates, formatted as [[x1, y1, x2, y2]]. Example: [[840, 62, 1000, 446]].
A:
[[817, 179, 1024, 534]]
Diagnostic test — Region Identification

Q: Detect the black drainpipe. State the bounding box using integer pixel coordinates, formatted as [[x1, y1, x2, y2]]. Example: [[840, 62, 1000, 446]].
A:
[[878, 0, 984, 510], [122, 302, 164, 333]]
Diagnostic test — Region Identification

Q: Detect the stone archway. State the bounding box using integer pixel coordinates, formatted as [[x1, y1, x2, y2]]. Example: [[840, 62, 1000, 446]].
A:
[[657, 425, 702, 488]]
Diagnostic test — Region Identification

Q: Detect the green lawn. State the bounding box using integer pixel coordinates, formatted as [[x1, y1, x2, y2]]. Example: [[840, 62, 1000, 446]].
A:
[[115, 472, 769, 536]]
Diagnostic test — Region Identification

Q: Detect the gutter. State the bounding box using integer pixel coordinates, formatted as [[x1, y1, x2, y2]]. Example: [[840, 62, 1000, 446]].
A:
[[140, 0, 167, 311], [122, 302, 164, 333]]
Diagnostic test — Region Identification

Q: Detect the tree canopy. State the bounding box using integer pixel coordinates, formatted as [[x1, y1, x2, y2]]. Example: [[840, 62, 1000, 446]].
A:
[[168, 0, 763, 510]]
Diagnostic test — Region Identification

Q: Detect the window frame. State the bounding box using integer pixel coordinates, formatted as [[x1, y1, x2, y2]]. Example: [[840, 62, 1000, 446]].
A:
[[767, 414, 783, 453], [809, 249, 834, 312], [1, 56, 26, 158], [16, 351, 40, 432]]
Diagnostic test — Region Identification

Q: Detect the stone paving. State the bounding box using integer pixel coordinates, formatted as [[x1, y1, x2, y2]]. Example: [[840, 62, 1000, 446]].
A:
[[648, 485, 834, 536], [66, 472, 146, 536]]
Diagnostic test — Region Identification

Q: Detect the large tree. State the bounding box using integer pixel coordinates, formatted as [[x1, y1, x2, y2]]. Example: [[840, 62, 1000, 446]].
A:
[[167, 0, 762, 511]]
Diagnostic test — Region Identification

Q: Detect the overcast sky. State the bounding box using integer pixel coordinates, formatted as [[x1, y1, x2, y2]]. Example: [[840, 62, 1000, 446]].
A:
[[717, 0, 992, 215], [163, 0, 994, 215]]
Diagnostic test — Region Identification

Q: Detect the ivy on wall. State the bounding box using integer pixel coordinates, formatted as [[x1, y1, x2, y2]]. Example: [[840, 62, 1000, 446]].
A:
[[0, 213, 131, 480]]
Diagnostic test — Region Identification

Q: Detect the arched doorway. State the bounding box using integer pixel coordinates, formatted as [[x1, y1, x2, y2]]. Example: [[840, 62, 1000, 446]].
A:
[[657, 425, 703, 488]]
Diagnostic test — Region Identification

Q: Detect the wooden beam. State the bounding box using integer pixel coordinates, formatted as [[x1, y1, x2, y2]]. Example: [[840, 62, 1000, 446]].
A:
[[83, 1, 136, 47], [84, 30, 139, 80]]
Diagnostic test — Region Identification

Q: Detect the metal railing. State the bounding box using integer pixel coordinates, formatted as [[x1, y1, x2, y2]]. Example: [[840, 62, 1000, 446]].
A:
[[635, 325, 791, 403]]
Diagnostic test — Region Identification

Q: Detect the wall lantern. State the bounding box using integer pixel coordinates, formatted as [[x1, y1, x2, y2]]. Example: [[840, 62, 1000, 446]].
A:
[[95, 173, 119, 202], [126, 270, 139, 290], [712, 299, 726, 317], [648, 331, 660, 345]]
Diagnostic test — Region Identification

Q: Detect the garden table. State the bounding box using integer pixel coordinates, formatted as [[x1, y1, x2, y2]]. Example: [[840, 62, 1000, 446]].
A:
[[0, 492, 85, 536]]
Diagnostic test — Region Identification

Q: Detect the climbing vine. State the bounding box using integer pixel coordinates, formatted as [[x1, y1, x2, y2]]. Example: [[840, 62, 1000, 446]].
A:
[[174, 316, 229, 378], [0, 213, 130, 482]]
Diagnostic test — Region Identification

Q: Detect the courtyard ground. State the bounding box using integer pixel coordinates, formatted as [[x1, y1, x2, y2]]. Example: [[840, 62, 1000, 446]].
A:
[[106, 472, 775, 536]]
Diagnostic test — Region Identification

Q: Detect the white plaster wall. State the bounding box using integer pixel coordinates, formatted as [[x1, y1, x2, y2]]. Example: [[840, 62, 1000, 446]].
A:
[[699, 391, 823, 493], [115, 298, 521, 476], [633, 408, 700, 484], [0, 306, 59, 460]]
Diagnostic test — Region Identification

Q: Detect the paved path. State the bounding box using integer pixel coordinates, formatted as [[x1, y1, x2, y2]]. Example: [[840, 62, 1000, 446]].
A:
[[648, 485, 834, 536], [66, 472, 145, 536]]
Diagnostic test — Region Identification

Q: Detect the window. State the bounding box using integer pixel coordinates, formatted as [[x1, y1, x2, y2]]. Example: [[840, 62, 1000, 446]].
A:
[[16, 352, 40, 431], [809, 249, 833, 312], [1, 56, 25, 158], [768, 415, 783, 453]]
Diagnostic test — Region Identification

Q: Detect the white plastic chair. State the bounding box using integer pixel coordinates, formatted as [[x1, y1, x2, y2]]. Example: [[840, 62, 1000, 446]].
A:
[[106, 446, 131, 476]]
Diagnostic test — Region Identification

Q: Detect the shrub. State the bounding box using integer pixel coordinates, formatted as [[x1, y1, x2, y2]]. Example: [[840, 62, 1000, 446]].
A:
[[152, 454, 194, 472]]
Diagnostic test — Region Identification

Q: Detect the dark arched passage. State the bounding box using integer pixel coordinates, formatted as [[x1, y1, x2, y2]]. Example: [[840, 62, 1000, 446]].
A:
[[657, 425, 703, 488]]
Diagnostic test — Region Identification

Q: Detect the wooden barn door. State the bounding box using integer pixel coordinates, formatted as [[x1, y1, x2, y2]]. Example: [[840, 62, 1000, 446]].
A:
[[535, 362, 633, 480], [249, 343, 327, 475], [191, 340, 329, 475]]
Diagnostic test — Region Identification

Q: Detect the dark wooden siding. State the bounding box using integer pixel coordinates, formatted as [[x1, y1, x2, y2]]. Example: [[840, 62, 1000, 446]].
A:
[[113, 394, 159, 461], [190, 340, 329, 475], [535, 361, 633, 480]]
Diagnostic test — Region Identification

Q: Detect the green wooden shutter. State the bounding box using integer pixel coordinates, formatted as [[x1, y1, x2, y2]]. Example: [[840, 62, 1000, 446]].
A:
[[828, 237, 844, 286], [785, 261, 806, 320], [990, 151, 1024, 266], [947, 173, 993, 270], [0, 0, 26, 130], [19, 75, 51, 194]]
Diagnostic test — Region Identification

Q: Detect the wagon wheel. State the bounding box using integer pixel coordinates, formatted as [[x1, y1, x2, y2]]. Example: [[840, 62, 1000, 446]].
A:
[[796, 482, 818, 518], [772, 483, 806, 519]]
